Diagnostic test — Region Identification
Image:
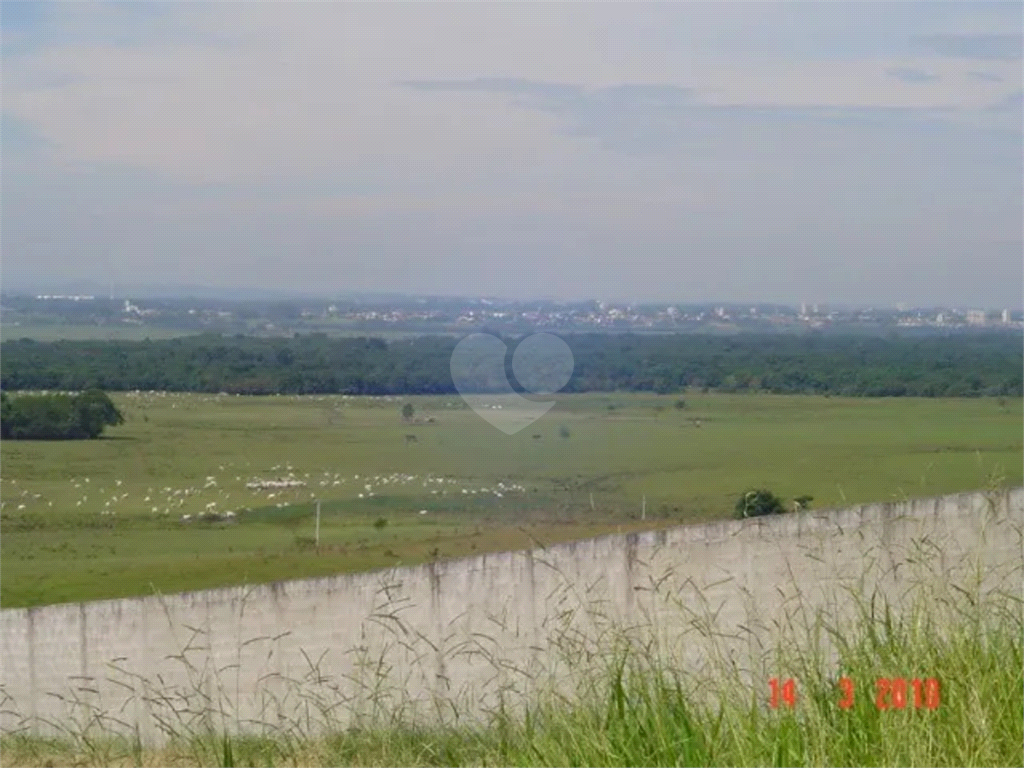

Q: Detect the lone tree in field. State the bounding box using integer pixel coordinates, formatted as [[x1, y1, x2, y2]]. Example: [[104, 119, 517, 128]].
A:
[[734, 488, 786, 519], [76, 389, 125, 436], [1, 389, 124, 440], [401, 402, 415, 421]]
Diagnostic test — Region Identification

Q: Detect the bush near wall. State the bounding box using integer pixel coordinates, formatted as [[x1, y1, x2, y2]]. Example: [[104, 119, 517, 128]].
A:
[[735, 488, 787, 518]]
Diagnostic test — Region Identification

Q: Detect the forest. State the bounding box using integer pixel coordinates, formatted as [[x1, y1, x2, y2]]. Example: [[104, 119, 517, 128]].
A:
[[0, 331, 1020, 398]]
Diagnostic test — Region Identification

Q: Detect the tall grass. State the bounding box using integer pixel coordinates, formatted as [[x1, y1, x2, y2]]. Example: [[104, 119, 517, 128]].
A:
[[2, 494, 1021, 767], [3, 587, 1019, 766]]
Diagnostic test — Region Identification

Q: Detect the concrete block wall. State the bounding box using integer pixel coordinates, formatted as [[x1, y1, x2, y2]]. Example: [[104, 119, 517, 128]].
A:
[[2, 488, 1021, 744]]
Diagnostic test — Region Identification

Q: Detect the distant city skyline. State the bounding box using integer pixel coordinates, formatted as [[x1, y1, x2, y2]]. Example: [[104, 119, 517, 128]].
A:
[[3, 279, 1021, 315], [3, 2, 1021, 307]]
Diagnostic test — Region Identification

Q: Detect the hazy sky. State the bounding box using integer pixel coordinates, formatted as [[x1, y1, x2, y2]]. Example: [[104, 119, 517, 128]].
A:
[[2, 1, 1021, 307]]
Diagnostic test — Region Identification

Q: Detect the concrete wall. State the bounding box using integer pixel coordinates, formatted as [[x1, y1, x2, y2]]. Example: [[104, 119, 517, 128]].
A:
[[2, 488, 1021, 744]]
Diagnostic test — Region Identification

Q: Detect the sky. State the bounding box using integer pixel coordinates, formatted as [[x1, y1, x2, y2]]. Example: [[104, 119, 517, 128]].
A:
[[2, 1, 1021, 308]]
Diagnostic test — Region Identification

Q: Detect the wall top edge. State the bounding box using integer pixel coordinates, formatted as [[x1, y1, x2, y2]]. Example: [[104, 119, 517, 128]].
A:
[[3, 486, 1020, 617]]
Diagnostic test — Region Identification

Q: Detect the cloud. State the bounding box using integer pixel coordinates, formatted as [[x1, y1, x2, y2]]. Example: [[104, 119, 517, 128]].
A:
[[399, 78, 581, 99], [967, 70, 1005, 82], [1, 112, 54, 159], [914, 33, 1023, 61], [398, 76, 972, 159], [886, 67, 939, 83], [4, 2, 1017, 186], [986, 90, 1023, 112], [400, 79, 707, 155]]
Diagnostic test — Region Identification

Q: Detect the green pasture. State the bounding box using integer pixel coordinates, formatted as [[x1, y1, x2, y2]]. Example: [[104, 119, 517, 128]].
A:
[[0, 321, 443, 342], [1, 391, 1020, 607], [0, 323, 197, 342]]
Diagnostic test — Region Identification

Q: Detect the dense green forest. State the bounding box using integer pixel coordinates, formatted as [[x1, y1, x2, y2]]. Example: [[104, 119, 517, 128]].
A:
[[0, 390, 124, 440], [0, 332, 1020, 397]]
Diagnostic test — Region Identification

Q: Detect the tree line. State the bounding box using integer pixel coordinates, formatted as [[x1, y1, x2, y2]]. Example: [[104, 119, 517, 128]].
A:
[[0, 332, 1020, 398], [1, 390, 124, 440]]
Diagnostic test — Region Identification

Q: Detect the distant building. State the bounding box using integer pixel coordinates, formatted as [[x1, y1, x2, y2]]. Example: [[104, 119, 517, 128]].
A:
[[967, 310, 987, 326], [1002, 309, 1011, 324]]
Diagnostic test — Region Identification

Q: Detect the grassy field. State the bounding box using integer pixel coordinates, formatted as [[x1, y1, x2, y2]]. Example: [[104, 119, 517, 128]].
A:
[[0, 321, 446, 341], [1, 391, 1021, 607], [0, 323, 199, 342]]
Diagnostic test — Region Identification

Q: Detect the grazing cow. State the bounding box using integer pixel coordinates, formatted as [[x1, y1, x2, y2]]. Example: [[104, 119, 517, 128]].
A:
[[405, 434, 419, 444]]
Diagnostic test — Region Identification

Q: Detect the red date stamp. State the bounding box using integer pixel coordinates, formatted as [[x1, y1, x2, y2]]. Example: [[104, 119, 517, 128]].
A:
[[769, 676, 940, 710]]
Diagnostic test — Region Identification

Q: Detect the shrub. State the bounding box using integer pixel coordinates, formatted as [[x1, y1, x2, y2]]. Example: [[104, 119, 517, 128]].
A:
[[734, 488, 786, 518]]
